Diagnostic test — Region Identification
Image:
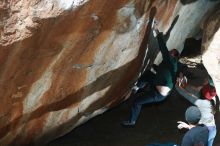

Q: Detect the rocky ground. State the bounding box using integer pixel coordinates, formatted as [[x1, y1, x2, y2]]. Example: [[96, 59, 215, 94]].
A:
[[47, 61, 220, 146]]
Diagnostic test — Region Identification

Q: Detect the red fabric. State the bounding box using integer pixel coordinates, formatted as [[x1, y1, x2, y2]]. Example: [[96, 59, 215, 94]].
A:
[[201, 84, 217, 100]]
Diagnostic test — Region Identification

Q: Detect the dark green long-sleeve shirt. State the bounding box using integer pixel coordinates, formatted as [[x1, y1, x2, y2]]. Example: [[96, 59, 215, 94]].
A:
[[153, 33, 178, 89]]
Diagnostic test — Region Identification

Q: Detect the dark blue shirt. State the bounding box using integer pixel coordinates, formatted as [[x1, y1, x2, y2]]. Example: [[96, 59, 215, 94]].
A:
[[181, 124, 209, 146]]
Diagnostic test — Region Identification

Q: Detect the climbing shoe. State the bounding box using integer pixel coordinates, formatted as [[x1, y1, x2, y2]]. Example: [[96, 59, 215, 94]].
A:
[[122, 120, 136, 127]]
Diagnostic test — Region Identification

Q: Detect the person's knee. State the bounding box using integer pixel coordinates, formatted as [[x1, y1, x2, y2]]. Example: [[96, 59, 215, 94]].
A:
[[133, 102, 142, 108], [155, 95, 166, 102]]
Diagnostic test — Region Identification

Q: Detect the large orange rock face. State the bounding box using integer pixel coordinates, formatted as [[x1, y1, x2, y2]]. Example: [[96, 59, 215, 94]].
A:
[[0, 0, 219, 145]]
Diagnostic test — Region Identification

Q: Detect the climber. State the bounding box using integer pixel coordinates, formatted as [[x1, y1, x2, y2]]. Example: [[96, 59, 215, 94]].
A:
[[122, 21, 180, 126]]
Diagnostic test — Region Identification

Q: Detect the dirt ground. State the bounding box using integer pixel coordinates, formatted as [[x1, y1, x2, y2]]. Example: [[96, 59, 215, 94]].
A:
[[47, 64, 220, 146]]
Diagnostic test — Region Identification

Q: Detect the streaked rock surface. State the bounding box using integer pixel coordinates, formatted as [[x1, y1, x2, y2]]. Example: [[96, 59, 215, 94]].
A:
[[202, 8, 220, 97]]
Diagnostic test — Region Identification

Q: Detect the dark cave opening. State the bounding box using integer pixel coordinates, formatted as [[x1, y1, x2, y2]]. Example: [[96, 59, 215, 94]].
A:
[[181, 37, 202, 58]]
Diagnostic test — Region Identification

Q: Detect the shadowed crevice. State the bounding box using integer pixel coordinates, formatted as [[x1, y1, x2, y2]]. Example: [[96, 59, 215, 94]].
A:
[[180, 0, 198, 5]]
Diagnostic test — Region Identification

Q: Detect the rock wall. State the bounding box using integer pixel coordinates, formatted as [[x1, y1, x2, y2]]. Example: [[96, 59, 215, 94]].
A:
[[0, 0, 219, 145], [202, 6, 220, 97]]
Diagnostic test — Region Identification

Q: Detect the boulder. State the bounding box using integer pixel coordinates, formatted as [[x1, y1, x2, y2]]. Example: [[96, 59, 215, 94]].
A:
[[0, 0, 219, 145]]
